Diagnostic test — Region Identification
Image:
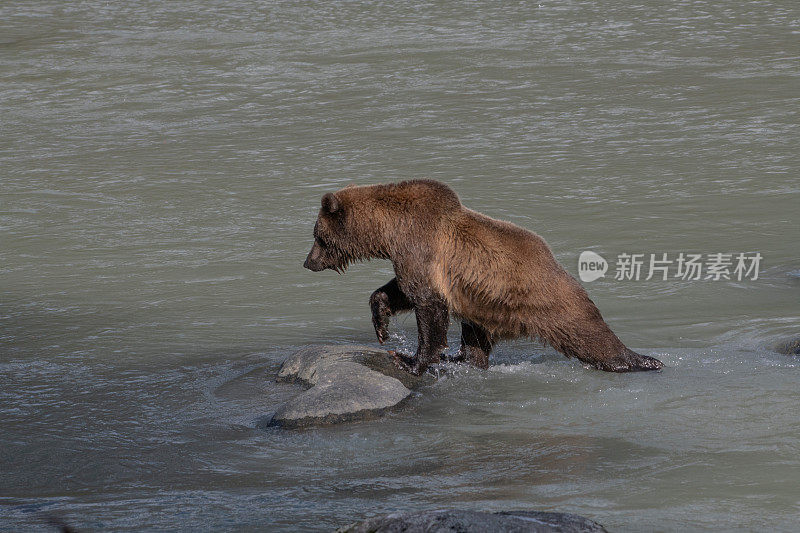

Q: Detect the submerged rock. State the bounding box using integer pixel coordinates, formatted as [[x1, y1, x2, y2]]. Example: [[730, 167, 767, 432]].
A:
[[269, 345, 434, 428], [775, 337, 800, 356], [336, 509, 609, 533]]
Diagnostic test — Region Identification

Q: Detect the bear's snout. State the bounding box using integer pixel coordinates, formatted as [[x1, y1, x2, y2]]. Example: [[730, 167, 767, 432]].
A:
[[303, 248, 325, 271]]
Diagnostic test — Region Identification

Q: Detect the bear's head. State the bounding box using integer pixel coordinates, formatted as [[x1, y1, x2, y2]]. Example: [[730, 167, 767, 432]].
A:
[[304, 192, 351, 272], [304, 181, 453, 273]]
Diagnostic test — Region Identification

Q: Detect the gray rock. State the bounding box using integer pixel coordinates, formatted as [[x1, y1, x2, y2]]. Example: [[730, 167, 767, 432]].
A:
[[269, 345, 434, 428], [775, 337, 800, 356], [336, 509, 609, 533]]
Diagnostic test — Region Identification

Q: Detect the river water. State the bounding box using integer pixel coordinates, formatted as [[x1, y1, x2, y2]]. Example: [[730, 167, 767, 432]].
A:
[[2, 1, 799, 531]]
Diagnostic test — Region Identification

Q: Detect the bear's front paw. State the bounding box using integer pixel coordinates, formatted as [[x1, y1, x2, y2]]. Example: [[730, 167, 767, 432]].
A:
[[370, 298, 391, 344], [388, 350, 421, 375], [373, 320, 390, 344]]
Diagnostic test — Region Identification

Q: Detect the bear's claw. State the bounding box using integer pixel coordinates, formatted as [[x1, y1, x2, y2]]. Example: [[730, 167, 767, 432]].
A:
[[375, 323, 389, 344]]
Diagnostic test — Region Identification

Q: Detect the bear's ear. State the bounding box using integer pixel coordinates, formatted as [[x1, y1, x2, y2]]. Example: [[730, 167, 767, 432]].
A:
[[321, 192, 340, 214]]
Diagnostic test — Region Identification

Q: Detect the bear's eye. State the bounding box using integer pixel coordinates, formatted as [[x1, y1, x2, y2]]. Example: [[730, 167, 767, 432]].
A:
[[316, 236, 327, 248]]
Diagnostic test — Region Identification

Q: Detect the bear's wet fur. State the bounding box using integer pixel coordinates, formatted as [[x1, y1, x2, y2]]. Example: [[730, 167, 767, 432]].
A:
[[304, 179, 663, 375]]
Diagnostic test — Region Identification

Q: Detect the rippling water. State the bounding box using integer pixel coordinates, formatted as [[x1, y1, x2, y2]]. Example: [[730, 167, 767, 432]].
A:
[[2, 1, 799, 531]]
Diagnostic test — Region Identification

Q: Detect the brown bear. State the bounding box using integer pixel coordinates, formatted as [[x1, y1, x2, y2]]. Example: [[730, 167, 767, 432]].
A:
[[304, 179, 663, 375]]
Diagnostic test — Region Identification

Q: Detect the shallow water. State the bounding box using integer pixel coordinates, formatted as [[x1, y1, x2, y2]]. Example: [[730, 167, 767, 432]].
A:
[[2, 0, 799, 531]]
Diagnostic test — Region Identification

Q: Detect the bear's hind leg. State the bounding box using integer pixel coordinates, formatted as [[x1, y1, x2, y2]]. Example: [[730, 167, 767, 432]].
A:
[[457, 320, 493, 369], [369, 277, 413, 344], [558, 313, 664, 372], [591, 347, 664, 372]]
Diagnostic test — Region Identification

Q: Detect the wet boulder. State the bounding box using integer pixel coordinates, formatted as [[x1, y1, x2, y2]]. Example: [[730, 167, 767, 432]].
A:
[[268, 344, 434, 428], [336, 509, 609, 533], [775, 336, 800, 356]]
